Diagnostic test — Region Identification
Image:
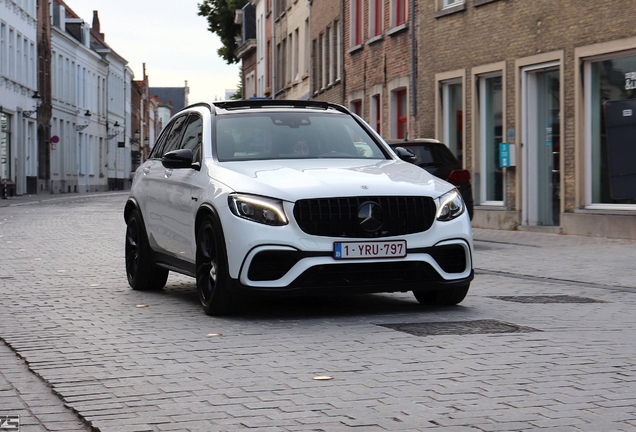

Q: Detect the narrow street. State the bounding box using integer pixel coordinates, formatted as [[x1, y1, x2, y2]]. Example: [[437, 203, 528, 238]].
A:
[[1, 193, 635, 431]]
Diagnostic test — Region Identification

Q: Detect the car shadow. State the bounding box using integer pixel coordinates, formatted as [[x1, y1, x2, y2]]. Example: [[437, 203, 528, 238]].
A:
[[153, 279, 471, 321]]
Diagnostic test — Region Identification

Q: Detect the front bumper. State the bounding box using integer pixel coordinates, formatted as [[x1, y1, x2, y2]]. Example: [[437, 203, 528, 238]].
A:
[[219, 199, 474, 295]]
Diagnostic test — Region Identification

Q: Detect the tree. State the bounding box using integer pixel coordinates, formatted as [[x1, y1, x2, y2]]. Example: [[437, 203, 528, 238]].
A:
[[230, 70, 243, 100], [198, 0, 249, 65]]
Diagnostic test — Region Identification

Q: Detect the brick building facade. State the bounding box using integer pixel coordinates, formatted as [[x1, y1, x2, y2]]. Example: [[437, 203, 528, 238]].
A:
[[343, 0, 415, 139], [418, 0, 636, 238]]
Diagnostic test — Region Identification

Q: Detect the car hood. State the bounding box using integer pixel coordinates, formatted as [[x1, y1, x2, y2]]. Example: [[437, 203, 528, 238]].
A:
[[208, 159, 454, 201]]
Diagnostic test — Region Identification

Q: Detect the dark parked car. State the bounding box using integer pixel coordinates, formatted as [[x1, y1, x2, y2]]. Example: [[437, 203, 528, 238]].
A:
[[387, 139, 474, 219]]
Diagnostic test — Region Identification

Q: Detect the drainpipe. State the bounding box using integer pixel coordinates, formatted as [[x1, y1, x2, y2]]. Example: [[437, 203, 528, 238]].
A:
[[341, 0, 346, 104], [410, 0, 417, 120], [271, 1, 276, 100]]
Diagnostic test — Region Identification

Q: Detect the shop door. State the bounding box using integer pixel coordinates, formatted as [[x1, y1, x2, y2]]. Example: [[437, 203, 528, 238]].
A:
[[523, 67, 561, 226]]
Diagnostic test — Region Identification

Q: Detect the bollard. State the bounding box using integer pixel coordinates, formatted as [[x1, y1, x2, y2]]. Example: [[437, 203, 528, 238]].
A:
[[2, 177, 7, 199]]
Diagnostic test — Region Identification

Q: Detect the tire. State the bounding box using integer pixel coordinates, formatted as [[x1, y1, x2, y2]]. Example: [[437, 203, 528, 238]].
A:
[[196, 215, 236, 316], [413, 284, 470, 306], [125, 209, 169, 291]]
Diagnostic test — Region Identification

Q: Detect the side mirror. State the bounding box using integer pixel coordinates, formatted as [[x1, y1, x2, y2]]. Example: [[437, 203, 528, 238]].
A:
[[162, 148, 198, 169], [394, 146, 417, 163]]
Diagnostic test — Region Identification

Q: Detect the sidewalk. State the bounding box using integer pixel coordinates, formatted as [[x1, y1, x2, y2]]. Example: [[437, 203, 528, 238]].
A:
[[472, 227, 636, 290], [0, 191, 129, 208]]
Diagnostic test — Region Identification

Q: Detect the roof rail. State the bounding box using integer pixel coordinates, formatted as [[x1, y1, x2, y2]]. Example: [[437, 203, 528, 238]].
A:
[[213, 99, 349, 114]]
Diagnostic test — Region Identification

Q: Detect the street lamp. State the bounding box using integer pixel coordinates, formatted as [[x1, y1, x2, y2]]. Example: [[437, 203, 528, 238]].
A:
[[22, 91, 42, 118], [107, 121, 120, 140], [75, 110, 92, 132]]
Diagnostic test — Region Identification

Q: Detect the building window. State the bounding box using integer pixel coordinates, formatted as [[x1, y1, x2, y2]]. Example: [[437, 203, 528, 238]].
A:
[[1, 113, 12, 180], [293, 28, 299, 81], [440, 80, 464, 164], [246, 71, 256, 99], [320, 33, 326, 89], [395, 89, 408, 139], [312, 38, 319, 93], [9, 28, 14, 80], [351, 0, 363, 47], [29, 42, 35, 88], [336, 20, 342, 80], [287, 32, 293, 84], [371, 0, 383, 37], [277, 38, 286, 89], [328, 26, 334, 84], [305, 19, 310, 77], [16, 34, 21, 85], [0, 22, 6, 76], [476, 74, 503, 204], [586, 55, 636, 206], [275, 0, 285, 18], [435, 0, 465, 16], [351, 100, 362, 116], [372, 94, 381, 134], [393, 0, 407, 27]]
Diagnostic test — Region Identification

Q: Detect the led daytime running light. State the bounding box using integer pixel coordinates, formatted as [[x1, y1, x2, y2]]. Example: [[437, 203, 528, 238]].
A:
[[436, 189, 465, 221], [229, 194, 288, 225]]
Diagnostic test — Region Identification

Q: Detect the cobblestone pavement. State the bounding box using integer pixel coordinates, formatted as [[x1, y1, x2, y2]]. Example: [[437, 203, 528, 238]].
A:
[[1, 192, 636, 431]]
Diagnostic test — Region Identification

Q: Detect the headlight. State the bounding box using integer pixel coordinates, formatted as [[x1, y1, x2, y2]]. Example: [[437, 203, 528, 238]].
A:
[[228, 194, 288, 226], [436, 189, 465, 221]]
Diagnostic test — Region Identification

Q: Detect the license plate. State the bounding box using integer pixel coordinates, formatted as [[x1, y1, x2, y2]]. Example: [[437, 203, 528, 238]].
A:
[[333, 240, 407, 259]]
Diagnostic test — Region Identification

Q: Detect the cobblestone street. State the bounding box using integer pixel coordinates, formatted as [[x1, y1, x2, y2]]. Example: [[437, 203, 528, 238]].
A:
[[1, 193, 636, 431]]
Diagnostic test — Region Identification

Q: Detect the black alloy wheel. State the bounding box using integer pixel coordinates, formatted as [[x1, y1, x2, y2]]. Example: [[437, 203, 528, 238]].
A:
[[196, 215, 236, 315], [125, 209, 168, 291], [413, 284, 470, 306]]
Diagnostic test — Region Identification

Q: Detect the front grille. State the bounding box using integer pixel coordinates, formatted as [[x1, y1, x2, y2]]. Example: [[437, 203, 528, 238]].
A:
[[429, 245, 467, 273], [293, 196, 436, 238]]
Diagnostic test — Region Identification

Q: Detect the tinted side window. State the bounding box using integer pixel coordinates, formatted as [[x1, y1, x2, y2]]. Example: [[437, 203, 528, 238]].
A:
[[179, 114, 203, 162], [159, 115, 189, 157], [149, 123, 173, 159]]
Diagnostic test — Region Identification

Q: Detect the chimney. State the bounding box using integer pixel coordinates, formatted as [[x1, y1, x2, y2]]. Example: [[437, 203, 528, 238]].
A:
[[92, 11, 104, 40]]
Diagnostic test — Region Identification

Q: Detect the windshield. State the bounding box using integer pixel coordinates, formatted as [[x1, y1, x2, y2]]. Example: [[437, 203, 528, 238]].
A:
[[215, 111, 389, 161]]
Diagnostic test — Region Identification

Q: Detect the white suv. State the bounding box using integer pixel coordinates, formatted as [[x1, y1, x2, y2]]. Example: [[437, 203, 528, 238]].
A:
[[124, 100, 473, 315]]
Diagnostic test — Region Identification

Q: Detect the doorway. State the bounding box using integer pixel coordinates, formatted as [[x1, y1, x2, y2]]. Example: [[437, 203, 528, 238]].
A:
[[523, 66, 561, 226]]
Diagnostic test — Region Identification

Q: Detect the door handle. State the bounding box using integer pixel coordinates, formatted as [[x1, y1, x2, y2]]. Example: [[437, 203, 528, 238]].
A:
[[142, 167, 150, 175], [164, 169, 173, 178]]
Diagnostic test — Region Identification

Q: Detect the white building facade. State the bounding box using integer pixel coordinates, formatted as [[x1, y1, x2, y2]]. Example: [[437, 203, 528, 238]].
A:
[[252, 0, 267, 98], [100, 47, 130, 190], [0, 0, 39, 196], [274, 0, 310, 100], [49, 1, 132, 193]]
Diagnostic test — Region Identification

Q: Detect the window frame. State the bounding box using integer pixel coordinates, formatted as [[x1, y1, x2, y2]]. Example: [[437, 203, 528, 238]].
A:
[[393, 0, 407, 28], [435, 72, 465, 167], [371, 94, 382, 135], [351, 100, 362, 116], [396, 89, 408, 139], [474, 69, 505, 206], [351, 0, 363, 47], [371, 0, 383, 37], [583, 52, 636, 209]]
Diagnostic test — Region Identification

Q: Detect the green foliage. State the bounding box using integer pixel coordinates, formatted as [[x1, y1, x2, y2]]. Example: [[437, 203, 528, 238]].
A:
[[198, 0, 249, 65], [230, 70, 242, 100]]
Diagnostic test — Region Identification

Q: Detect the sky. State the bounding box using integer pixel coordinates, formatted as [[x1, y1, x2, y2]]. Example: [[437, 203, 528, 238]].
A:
[[69, 0, 240, 103]]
